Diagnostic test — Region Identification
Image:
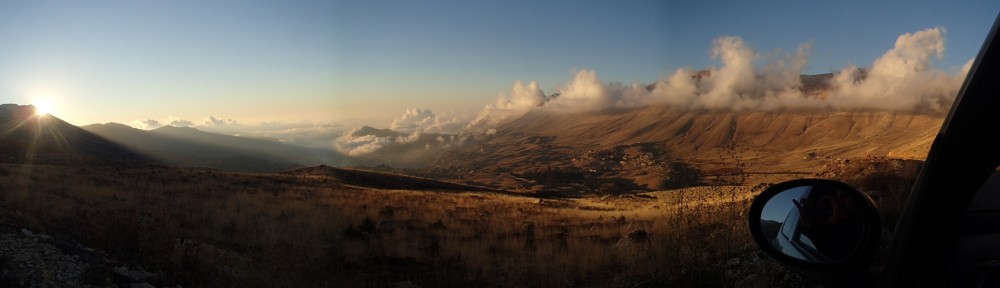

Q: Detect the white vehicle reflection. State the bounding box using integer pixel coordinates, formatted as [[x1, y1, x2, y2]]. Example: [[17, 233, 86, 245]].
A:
[[772, 187, 833, 263], [759, 183, 868, 263]]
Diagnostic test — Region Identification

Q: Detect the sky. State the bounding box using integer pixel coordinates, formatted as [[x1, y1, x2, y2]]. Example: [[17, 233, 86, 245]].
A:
[[762, 186, 809, 223], [1, 0, 999, 133]]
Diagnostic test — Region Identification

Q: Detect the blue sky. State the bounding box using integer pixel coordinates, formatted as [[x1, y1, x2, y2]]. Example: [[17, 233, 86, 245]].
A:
[[762, 186, 809, 223], [0, 0, 998, 126]]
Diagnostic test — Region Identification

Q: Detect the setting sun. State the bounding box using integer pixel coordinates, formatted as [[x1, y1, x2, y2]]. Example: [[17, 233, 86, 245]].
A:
[[34, 99, 54, 116]]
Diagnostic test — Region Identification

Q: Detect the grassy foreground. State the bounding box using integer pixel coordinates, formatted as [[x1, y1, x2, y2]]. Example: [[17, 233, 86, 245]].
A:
[[0, 158, 914, 287]]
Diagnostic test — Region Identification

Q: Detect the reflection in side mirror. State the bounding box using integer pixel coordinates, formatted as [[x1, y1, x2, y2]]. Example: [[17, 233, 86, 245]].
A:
[[749, 179, 881, 270]]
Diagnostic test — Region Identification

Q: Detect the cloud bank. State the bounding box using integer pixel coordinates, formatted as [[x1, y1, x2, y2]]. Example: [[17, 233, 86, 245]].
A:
[[467, 27, 970, 130], [826, 28, 964, 111], [390, 108, 466, 134], [467, 80, 547, 129], [130, 115, 367, 149], [332, 126, 477, 165], [131, 28, 970, 160]]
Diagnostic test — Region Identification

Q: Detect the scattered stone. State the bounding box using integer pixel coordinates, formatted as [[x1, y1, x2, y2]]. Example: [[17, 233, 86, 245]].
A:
[[0, 228, 160, 288], [735, 274, 764, 288], [393, 280, 422, 288], [113, 265, 156, 282]]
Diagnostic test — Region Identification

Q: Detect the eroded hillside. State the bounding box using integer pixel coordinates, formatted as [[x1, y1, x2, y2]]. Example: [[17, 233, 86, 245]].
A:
[[431, 106, 943, 193]]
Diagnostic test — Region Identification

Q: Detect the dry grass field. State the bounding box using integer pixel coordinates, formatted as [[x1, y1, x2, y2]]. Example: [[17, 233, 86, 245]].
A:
[[0, 155, 917, 287]]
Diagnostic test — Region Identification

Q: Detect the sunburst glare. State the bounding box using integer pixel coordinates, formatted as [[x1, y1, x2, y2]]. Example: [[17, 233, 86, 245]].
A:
[[34, 99, 54, 116]]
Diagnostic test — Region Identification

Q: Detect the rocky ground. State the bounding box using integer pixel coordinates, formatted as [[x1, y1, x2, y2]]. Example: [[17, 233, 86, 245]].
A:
[[0, 226, 163, 288]]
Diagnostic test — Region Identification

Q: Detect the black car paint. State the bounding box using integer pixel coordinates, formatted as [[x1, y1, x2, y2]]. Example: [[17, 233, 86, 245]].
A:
[[880, 11, 1000, 288]]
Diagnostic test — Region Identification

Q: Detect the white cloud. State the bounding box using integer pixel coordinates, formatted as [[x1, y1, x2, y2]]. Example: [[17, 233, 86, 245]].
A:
[[828, 27, 965, 111], [389, 108, 465, 134], [467, 80, 548, 130], [128, 28, 971, 154], [169, 116, 194, 127], [131, 119, 162, 130], [334, 133, 393, 156], [395, 132, 421, 144], [202, 116, 239, 127], [465, 27, 966, 127]]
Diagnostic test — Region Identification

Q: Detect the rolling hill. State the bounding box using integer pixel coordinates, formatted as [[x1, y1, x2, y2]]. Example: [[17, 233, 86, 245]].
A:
[[430, 105, 944, 192], [0, 104, 145, 162], [82, 123, 346, 172]]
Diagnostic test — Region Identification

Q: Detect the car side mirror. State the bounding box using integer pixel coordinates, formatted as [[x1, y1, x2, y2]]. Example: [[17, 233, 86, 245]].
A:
[[748, 179, 881, 270]]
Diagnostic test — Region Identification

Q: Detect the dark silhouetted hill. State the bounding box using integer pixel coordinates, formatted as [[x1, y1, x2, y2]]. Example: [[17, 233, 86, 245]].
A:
[[0, 104, 145, 162], [82, 123, 346, 172]]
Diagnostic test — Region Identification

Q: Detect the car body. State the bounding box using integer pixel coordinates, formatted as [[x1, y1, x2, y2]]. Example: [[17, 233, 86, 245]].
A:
[[749, 10, 1000, 288]]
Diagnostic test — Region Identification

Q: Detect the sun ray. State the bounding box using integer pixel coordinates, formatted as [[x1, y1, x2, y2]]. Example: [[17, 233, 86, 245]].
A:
[[33, 99, 54, 116]]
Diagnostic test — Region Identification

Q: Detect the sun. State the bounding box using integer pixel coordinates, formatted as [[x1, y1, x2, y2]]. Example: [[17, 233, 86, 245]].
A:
[[34, 99, 54, 116]]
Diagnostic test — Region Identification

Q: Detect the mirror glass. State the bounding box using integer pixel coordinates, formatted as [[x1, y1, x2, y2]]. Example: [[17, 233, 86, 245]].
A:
[[758, 184, 867, 263]]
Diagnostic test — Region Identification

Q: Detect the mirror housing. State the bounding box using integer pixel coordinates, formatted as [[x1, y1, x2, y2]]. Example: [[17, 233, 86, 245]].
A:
[[748, 179, 881, 271]]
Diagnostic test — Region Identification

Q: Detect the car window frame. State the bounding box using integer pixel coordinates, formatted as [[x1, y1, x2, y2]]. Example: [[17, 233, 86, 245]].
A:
[[880, 11, 1000, 288]]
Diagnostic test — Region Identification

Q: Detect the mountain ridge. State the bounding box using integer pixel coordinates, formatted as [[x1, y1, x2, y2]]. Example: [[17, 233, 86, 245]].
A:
[[82, 122, 345, 172], [0, 104, 146, 162], [430, 105, 943, 192]]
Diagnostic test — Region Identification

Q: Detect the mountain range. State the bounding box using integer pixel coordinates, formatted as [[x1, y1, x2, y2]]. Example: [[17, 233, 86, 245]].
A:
[[81, 122, 348, 172], [0, 89, 947, 191], [0, 104, 144, 162], [0, 104, 348, 172], [429, 105, 943, 192]]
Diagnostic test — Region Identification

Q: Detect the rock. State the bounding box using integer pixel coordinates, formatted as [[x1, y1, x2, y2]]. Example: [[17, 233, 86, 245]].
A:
[[132, 282, 157, 288], [735, 274, 765, 288], [112, 265, 156, 282], [393, 280, 422, 288], [0, 230, 96, 287], [81, 265, 111, 285]]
